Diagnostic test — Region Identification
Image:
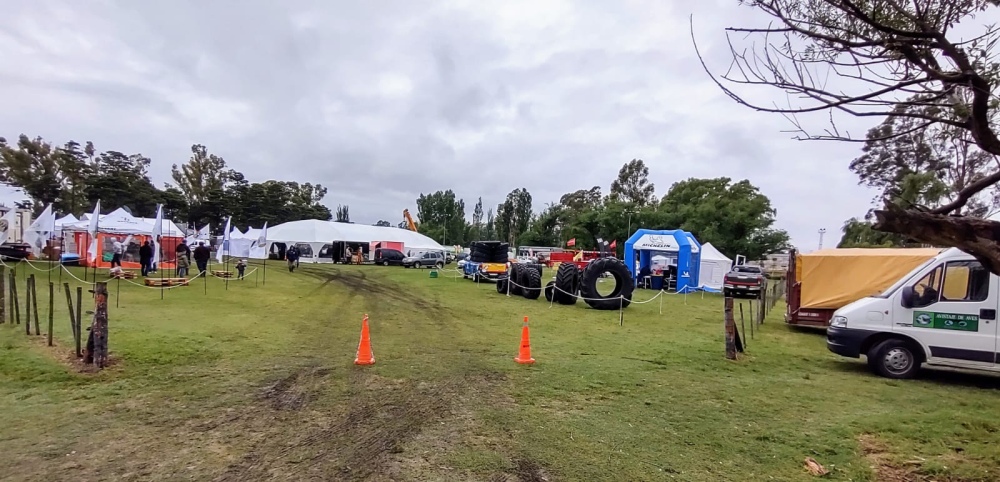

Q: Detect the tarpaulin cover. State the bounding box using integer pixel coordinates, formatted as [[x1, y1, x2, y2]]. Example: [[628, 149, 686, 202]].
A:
[[797, 248, 942, 309]]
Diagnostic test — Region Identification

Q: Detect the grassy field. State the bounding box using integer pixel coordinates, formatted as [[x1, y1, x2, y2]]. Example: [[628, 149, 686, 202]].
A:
[[2, 260, 1000, 481]]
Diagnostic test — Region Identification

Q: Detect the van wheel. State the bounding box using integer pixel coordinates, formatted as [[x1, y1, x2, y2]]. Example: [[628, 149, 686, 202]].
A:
[[383, 260, 389, 266], [868, 339, 921, 379]]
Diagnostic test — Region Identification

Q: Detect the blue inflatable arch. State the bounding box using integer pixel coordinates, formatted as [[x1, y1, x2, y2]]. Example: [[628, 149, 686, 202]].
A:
[[624, 229, 702, 292]]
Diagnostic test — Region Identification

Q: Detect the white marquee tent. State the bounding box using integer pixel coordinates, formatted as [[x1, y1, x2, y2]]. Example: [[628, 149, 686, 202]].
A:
[[62, 207, 185, 235], [698, 242, 733, 291], [263, 219, 445, 263]]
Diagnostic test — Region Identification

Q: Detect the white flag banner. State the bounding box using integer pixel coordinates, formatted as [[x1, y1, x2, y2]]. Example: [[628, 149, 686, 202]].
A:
[[25, 204, 56, 254], [256, 222, 268, 248], [0, 207, 19, 246], [86, 200, 101, 262], [216, 216, 231, 263], [151, 204, 163, 265]]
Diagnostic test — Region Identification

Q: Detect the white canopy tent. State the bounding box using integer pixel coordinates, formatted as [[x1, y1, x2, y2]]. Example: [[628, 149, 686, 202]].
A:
[[264, 219, 445, 263], [55, 214, 78, 230], [62, 207, 184, 235], [698, 242, 733, 291]]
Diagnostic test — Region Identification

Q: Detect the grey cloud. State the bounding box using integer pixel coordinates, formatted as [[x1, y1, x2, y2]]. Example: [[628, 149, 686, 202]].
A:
[[0, 0, 885, 247]]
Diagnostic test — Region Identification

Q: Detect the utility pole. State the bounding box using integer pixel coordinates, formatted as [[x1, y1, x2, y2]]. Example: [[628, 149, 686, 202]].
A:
[[818, 228, 827, 250]]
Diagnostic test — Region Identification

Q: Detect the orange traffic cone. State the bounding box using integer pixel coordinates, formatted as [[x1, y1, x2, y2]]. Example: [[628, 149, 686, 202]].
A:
[[514, 316, 535, 364], [355, 314, 375, 365]]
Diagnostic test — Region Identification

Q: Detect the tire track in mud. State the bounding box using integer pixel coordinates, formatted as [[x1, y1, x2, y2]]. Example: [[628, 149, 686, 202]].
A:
[[213, 367, 511, 481], [299, 265, 453, 321], [210, 266, 548, 481]]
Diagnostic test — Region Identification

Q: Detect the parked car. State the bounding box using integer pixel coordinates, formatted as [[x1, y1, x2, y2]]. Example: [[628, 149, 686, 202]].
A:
[[373, 248, 405, 266], [403, 251, 445, 269], [723, 265, 765, 299]]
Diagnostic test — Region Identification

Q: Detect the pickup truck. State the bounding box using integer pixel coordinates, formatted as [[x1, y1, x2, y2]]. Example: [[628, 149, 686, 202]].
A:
[[723, 265, 765, 299]]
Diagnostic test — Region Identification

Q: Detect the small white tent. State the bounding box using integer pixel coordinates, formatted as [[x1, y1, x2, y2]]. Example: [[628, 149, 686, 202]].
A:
[[698, 242, 733, 291]]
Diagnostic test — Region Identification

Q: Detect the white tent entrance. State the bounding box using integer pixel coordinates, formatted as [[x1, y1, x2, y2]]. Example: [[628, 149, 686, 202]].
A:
[[698, 242, 733, 292]]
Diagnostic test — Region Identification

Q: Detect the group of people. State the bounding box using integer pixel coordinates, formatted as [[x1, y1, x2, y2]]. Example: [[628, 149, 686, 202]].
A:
[[126, 239, 219, 278], [106, 235, 269, 279]]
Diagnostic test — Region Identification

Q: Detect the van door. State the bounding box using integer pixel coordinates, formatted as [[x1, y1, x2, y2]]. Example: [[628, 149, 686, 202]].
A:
[[894, 259, 997, 367]]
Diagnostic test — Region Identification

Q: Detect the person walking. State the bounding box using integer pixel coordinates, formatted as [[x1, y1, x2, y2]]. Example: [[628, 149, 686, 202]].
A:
[[193, 242, 211, 275], [286, 245, 299, 272], [176, 250, 190, 278], [139, 241, 153, 276]]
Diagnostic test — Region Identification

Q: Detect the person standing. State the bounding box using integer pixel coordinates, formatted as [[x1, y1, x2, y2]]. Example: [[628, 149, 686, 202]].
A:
[[111, 237, 124, 268], [193, 242, 211, 274], [139, 241, 153, 276]]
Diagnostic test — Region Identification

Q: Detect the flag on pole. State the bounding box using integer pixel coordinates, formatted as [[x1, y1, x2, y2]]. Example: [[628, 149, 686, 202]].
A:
[[255, 222, 268, 248], [609, 240, 617, 249], [567, 238, 576, 247], [0, 207, 20, 245], [151, 204, 163, 266], [25, 204, 56, 255], [87, 200, 101, 262], [216, 216, 231, 263]]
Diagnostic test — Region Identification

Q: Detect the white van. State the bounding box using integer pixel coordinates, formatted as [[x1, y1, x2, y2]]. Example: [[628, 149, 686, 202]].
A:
[[827, 247, 999, 379]]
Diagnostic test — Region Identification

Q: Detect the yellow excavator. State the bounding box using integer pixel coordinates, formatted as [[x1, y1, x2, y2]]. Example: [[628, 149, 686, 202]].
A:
[[403, 209, 418, 231]]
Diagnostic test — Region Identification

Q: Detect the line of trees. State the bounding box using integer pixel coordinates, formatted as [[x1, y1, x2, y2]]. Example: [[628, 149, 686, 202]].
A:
[[411, 159, 792, 261], [0, 135, 332, 232]]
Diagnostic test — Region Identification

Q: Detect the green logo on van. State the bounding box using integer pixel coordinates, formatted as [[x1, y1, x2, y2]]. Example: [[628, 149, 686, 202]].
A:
[[913, 311, 979, 331]]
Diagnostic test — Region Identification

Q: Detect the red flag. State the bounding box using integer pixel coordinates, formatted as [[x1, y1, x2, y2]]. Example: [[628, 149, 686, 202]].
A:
[[609, 240, 617, 249], [567, 238, 576, 247]]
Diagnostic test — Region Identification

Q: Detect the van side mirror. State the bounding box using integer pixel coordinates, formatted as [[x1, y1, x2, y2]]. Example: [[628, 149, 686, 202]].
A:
[[900, 285, 915, 309]]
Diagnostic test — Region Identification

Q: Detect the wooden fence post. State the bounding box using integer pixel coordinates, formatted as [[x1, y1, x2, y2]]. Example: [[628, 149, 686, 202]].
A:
[[89, 282, 109, 368], [64, 283, 79, 357], [0, 265, 5, 324], [24, 275, 33, 335], [31, 276, 40, 336], [725, 297, 737, 360], [11, 271, 19, 325], [75, 287, 83, 359], [47, 282, 54, 346]]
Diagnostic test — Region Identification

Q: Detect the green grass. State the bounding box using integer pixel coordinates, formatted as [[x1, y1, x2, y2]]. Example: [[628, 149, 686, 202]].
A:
[[2, 261, 1000, 481]]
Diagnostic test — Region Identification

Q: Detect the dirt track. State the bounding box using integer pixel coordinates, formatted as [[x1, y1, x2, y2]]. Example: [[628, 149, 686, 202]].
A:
[[207, 267, 540, 481]]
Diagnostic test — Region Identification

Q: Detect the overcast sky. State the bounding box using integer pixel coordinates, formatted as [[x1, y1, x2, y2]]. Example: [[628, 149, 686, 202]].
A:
[[0, 0, 883, 249]]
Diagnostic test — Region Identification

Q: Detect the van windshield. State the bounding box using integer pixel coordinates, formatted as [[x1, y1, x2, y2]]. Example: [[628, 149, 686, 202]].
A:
[[873, 258, 936, 298]]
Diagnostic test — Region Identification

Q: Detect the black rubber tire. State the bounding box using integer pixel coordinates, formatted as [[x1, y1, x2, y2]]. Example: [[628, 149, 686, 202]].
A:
[[508, 264, 523, 296], [554, 262, 579, 305], [868, 339, 921, 379], [496, 278, 508, 294], [523, 267, 542, 300], [436, 261, 444, 269], [579, 258, 634, 310], [517, 265, 530, 296], [544, 281, 556, 302]]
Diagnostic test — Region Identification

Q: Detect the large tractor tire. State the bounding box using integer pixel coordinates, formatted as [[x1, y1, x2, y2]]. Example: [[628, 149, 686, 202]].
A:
[[496, 278, 508, 294], [544, 281, 556, 302], [579, 258, 634, 310], [508, 264, 523, 297], [554, 262, 579, 305], [522, 266, 542, 300]]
